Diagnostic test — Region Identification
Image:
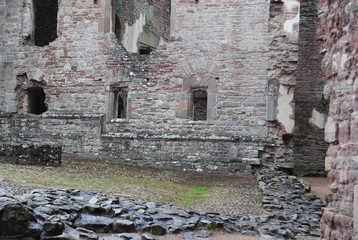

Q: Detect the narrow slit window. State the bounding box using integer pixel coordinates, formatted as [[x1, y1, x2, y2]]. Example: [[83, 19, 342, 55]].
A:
[[33, 0, 58, 46], [115, 14, 121, 40], [27, 87, 47, 114], [193, 89, 207, 121], [115, 89, 127, 118]]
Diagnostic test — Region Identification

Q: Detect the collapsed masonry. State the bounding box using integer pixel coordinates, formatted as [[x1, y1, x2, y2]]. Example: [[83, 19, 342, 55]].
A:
[[0, 0, 327, 175], [4, 0, 358, 236]]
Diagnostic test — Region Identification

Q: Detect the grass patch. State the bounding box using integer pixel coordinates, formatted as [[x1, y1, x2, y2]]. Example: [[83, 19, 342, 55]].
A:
[[177, 186, 212, 207], [0, 159, 192, 205]]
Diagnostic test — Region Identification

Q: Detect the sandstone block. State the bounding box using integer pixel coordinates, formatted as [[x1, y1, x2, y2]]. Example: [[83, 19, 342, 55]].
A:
[[325, 157, 332, 171], [325, 119, 338, 143]]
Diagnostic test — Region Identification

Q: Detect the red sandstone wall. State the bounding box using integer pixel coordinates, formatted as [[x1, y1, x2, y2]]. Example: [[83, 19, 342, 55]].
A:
[[0, 0, 298, 173], [318, 0, 358, 239], [3, 0, 271, 137]]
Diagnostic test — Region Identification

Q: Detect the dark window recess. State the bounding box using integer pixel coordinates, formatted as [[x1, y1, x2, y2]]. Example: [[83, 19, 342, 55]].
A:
[[115, 14, 121, 40], [33, 0, 58, 47], [282, 133, 294, 145], [94, 0, 97, 4], [115, 90, 127, 118], [27, 87, 47, 114], [139, 47, 152, 55], [193, 89, 207, 121], [195, 0, 199, 3]]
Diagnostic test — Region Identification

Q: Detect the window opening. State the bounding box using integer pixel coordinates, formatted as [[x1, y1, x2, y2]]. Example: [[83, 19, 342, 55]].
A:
[[139, 47, 152, 55], [33, 0, 58, 46], [27, 87, 47, 114], [115, 14, 122, 41], [192, 89, 207, 121], [138, 42, 154, 55], [94, 0, 98, 4], [114, 89, 127, 118]]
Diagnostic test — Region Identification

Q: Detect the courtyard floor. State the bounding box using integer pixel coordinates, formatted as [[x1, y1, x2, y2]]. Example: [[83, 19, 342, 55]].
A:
[[0, 159, 329, 239]]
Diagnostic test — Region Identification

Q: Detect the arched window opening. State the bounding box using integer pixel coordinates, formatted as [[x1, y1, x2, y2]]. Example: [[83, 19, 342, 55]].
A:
[[33, 0, 58, 46], [27, 87, 47, 114], [192, 89, 207, 121]]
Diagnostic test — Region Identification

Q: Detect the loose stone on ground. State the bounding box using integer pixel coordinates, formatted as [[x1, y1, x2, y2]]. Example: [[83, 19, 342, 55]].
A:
[[0, 168, 324, 240]]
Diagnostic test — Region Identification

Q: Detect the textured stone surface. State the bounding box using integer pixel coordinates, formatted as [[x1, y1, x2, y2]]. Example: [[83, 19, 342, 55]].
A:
[[317, 0, 358, 238], [0, 0, 302, 174], [293, 0, 328, 175], [0, 144, 61, 166]]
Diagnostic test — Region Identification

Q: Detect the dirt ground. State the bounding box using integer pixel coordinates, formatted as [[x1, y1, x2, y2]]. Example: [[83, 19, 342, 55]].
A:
[[156, 176, 330, 240], [302, 177, 329, 202]]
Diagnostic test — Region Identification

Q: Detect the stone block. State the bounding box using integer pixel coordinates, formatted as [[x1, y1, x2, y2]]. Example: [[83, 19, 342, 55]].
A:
[[266, 95, 277, 121], [325, 157, 332, 171], [338, 120, 350, 144], [242, 158, 261, 165], [351, 119, 358, 142], [325, 118, 338, 143], [309, 108, 328, 129], [28, 68, 44, 82]]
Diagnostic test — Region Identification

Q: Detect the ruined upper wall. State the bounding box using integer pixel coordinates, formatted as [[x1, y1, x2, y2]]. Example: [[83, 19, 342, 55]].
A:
[[318, 0, 358, 238], [114, 0, 170, 52], [1, 0, 272, 137], [0, 0, 299, 173], [293, 0, 328, 175], [265, 0, 300, 170]]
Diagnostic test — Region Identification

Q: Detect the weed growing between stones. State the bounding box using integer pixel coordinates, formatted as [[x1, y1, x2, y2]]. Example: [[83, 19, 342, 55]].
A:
[[124, 140, 129, 150], [178, 187, 212, 207]]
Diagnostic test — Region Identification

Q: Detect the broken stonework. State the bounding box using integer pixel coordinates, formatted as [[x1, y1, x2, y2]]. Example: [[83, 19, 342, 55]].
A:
[[0, 0, 314, 174]]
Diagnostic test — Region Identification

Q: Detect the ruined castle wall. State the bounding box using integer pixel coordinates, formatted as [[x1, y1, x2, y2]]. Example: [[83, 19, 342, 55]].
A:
[[0, 0, 299, 173], [266, 0, 300, 170], [293, 0, 328, 175], [318, 0, 358, 238]]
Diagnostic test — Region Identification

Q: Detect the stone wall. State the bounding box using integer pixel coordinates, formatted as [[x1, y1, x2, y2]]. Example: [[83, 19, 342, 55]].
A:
[[293, 0, 328, 175], [0, 0, 307, 174], [0, 113, 269, 174], [266, 0, 300, 171], [0, 144, 61, 166], [318, 0, 358, 239], [114, 0, 170, 52]]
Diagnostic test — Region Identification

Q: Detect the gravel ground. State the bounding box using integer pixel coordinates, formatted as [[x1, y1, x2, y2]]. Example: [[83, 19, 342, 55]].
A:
[[0, 160, 261, 216], [0, 161, 328, 240]]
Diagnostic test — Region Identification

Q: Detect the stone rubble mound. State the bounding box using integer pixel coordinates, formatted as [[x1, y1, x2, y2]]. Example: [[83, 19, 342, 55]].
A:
[[0, 169, 324, 240], [257, 169, 324, 239]]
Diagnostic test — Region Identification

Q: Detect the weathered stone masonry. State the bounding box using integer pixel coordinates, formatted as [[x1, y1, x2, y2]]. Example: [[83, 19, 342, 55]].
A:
[[0, 0, 330, 174], [318, 0, 358, 239], [293, 0, 328, 175]]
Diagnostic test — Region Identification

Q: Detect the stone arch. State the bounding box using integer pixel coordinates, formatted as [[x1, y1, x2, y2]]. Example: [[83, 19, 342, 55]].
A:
[[181, 58, 219, 77], [16, 71, 48, 115], [177, 59, 219, 121]]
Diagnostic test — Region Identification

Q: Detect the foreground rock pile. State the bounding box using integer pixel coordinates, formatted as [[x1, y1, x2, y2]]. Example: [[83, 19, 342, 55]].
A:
[[257, 169, 324, 239], [0, 169, 324, 240]]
